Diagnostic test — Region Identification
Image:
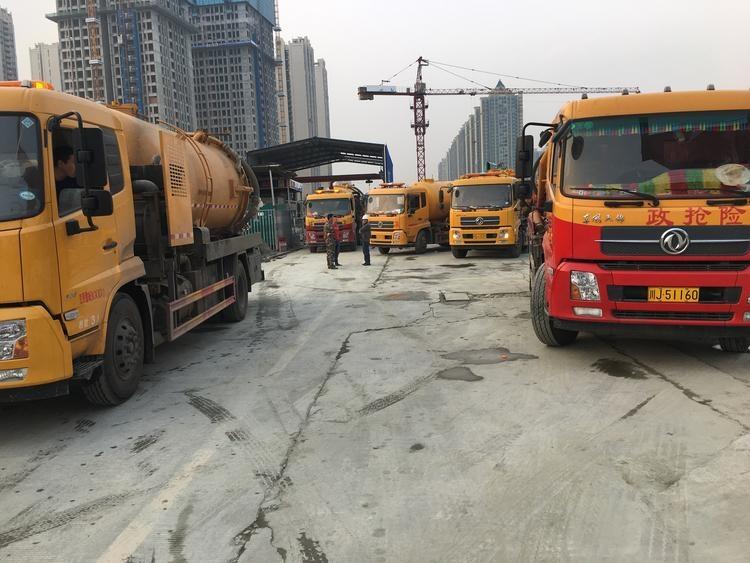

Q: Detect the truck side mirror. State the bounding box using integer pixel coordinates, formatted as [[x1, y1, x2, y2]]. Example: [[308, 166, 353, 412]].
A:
[[81, 189, 114, 217], [538, 129, 553, 147], [515, 135, 534, 180], [514, 183, 531, 200], [73, 128, 108, 189]]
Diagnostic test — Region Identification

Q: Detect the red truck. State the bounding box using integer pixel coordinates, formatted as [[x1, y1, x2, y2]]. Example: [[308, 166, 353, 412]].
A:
[[517, 89, 750, 352]]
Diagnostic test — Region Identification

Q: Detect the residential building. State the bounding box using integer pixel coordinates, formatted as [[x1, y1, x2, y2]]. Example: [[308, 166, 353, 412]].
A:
[[48, 0, 197, 131], [438, 80, 522, 179], [190, 0, 278, 153], [314, 58, 331, 177], [275, 33, 290, 144], [481, 80, 522, 170], [29, 43, 63, 90], [284, 36, 317, 142], [0, 7, 17, 81], [283, 36, 332, 178]]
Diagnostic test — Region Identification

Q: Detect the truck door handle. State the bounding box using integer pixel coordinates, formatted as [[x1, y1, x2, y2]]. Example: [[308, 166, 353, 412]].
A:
[[102, 240, 118, 250]]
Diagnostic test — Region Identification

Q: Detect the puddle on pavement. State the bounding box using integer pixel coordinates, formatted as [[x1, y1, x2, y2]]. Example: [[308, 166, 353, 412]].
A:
[[442, 347, 538, 365], [592, 358, 648, 379], [338, 277, 355, 281], [439, 263, 477, 269], [437, 366, 483, 382], [378, 291, 430, 301]]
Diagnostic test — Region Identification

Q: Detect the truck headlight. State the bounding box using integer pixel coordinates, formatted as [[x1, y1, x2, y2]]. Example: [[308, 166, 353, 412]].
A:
[[452, 230, 461, 240], [393, 232, 402, 240], [570, 271, 600, 301], [0, 319, 28, 360], [498, 229, 510, 240]]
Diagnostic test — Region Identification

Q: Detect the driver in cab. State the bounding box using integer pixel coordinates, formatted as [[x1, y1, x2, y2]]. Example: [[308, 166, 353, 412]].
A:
[[53, 146, 82, 215]]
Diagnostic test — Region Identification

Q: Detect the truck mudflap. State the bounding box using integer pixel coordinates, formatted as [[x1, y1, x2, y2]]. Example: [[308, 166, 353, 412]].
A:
[[246, 247, 264, 284]]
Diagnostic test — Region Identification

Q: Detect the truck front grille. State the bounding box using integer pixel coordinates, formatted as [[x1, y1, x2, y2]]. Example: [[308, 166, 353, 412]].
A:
[[600, 261, 749, 272]]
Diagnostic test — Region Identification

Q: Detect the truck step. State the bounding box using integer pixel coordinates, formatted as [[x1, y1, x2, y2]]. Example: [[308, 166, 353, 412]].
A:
[[72, 356, 104, 381]]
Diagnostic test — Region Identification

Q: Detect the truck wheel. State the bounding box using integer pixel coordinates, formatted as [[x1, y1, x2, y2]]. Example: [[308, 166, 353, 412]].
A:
[[82, 294, 144, 406], [718, 337, 750, 353], [452, 248, 468, 259], [508, 230, 523, 258], [415, 230, 429, 254], [378, 247, 390, 255], [222, 263, 249, 323], [531, 267, 577, 347]]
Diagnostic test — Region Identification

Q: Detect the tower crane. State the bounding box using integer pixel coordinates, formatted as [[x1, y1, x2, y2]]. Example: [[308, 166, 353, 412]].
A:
[[359, 57, 640, 181]]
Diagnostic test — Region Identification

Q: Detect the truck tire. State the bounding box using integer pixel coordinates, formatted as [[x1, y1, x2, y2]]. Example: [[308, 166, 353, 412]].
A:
[[415, 230, 429, 254], [718, 337, 750, 353], [508, 229, 523, 258], [452, 247, 468, 259], [82, 293, 144, 406], [531, 267, 578, 347], [222, 263, 249, 323], [378, 247, 390, 255]]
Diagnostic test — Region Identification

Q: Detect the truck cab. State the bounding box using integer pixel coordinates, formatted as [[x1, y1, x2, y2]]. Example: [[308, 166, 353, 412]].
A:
[[519, 89, 750, 352], [0, 82, 142, 400], [449, 170, 527, 258], [367, 179, 452, 254], [304, 183, 362, 252]]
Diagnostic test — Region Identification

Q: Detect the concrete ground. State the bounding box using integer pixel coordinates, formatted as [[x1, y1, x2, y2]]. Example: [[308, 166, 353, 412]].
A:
[[2, 246, 750, 562]]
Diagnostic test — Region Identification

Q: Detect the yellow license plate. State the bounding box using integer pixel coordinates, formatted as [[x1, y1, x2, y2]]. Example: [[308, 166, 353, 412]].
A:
[[647, 287, 700, 303]]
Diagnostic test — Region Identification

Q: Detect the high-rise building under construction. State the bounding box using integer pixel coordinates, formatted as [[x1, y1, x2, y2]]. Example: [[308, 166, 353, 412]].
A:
[[438, 80, 522, 180]]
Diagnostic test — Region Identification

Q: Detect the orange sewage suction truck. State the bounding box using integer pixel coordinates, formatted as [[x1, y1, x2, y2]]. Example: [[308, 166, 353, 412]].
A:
[[304, 183, 364, 252], [517, 88, 750, 352], [367, 179, 452, 254], [449, 170, 528, 259], [0, 82, 264, 404]]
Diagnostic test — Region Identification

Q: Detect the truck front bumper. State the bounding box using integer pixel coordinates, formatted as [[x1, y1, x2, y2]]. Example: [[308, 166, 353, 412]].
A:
[[547, 261, 750, 337], [450, 228, 515, 247], [0, 306, 72, 402], [370, 230, 409, 247]]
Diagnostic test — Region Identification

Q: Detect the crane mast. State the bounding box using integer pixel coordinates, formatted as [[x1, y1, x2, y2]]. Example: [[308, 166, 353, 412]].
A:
[[359, 57, 640, 180]]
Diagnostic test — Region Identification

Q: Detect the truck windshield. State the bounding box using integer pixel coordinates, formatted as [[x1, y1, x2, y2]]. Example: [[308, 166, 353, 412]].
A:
[[0, 114, 43, 221], [367, 194, 404, 215], [452, 184, 512, 209], [562, 110, 750, 200], [307, 198, 350, 217]]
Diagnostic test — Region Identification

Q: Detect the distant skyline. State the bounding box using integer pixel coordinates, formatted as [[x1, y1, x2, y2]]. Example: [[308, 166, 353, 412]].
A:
[[3, 0, 749, 183]]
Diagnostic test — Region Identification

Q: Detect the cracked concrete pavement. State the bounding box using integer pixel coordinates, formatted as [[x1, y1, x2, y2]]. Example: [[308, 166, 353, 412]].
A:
[[2, 246, 750, 562]]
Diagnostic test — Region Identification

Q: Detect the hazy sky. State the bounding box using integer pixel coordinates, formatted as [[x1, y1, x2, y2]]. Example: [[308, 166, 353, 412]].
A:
[[4, 0, 750, 182]]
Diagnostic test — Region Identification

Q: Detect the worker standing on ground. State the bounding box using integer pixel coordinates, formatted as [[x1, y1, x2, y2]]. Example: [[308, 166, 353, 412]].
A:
[[324, 214, 337, 270], [332, 216, 342, 266], [359, 215, 372, 266]]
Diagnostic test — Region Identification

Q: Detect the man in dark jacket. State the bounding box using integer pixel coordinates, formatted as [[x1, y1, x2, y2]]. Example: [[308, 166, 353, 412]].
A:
[[324, 214, 337, 269], [359, 215, 372, 266]]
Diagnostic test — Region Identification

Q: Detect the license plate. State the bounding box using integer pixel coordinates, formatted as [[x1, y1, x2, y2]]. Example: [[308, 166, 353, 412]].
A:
[[647, 287, 700, 303]]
